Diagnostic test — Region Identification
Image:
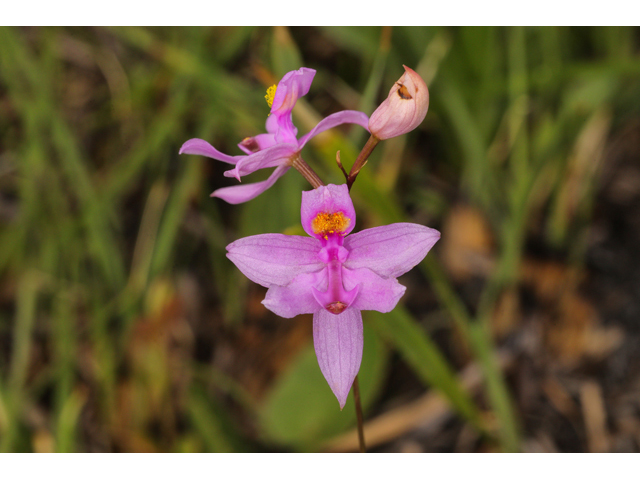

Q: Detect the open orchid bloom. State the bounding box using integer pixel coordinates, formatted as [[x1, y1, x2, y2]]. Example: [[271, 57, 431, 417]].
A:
[[179, 68, 370, 204], [226, 184, 440, 408]]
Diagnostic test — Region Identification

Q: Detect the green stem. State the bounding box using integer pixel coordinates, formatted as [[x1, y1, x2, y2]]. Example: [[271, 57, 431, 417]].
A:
[[291, 153, 325, 189], [347, 135, 380, 190], [353, 375, 366, 453]]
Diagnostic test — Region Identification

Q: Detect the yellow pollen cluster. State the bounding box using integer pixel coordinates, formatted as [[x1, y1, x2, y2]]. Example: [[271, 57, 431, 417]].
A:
[[265, 85, 277, 108], [312, 212, 350, 238]]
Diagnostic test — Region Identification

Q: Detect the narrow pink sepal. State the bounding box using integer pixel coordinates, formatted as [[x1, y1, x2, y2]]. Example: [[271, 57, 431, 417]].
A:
[[313, 308, 363, 409], [179, 138, 239, 164], [263, 270, 326, 318], [226, 232, 322, 288], [297, 110, 370, 150], [342, 267, 406, 313], [270, 68, 315, 117], [265, 67, 316, 141], [344, 223, 440, 278], [233, 143, 297, 178], [211, 166, 290, 204], [237, 133, 277, 154]]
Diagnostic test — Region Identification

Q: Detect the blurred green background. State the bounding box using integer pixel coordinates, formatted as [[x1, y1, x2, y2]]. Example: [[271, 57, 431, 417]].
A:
[[1, 26, 640, 452]]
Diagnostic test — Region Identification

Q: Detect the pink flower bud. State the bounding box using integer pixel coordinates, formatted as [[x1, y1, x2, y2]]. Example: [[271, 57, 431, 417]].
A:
[[368, 65, 429, 140]]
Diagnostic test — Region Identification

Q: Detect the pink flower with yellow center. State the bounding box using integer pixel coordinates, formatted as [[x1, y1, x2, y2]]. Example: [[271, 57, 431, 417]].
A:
[[179, 68, 369, 204], [226, 184, 440, 408]]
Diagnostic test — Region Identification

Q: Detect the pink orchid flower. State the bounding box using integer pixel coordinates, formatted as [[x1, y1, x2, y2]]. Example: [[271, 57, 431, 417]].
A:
[[179, 68, 369, 204], [226, 184, 440, 408]]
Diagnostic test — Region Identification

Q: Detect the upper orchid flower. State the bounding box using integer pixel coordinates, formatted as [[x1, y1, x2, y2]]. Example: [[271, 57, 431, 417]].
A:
[[226, 184, 440, 408], [179, 68, 370, 204]]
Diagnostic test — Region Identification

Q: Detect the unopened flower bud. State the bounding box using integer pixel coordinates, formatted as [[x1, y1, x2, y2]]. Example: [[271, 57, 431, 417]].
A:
[[368, 65, 429, 140]]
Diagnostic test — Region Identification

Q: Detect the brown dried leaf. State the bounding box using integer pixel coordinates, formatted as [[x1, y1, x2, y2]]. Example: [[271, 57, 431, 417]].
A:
[[441, 205, 495, 281], [580, 380, 610, 453]]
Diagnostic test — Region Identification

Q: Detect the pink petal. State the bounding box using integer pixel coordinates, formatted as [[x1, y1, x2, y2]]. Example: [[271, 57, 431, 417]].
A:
[[179, 138, 240, 164], [211, 165, 290, 204], [232, 143, 297, 178], [265, 68, 316, 142], [264, 111, 281, 136], [226, 233, 323, 288], [344, 223, 440, 278], [262, 270, 326, 318], [274, 122, 299, 145], [237, 133, 277, 154], [313, 308, 363, 409], [301, 184, 356, 239], [271, 68, 315, 117], [342, 267, 406, 313], [297, 110, 370, 150]]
